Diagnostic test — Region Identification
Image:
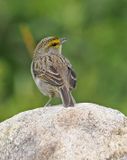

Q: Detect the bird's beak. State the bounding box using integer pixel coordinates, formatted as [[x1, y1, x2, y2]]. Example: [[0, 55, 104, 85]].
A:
[[60, 37, 67, 44]]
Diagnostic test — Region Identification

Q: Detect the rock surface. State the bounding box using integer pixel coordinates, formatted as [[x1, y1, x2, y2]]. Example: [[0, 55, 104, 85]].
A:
[[0, 103, 127, 160]]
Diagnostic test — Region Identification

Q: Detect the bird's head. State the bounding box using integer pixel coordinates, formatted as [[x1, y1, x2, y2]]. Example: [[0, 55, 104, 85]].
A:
[[34, 36, 67, 55]]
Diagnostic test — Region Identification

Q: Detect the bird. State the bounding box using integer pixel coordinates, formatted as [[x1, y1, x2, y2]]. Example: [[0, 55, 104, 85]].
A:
[[31, 36, 76, 107]]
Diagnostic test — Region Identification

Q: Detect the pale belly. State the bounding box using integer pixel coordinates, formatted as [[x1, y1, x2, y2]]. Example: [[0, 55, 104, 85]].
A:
[[34, 77, 52, 96], [32, 74, 59, 97]]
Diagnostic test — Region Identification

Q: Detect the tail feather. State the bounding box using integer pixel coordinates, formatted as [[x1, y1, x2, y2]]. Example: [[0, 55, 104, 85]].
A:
[[60, 86, 75, 107]]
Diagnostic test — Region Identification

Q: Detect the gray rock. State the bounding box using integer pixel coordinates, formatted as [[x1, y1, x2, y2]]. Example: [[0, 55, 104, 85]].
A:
[[0, 103, 127, 160]]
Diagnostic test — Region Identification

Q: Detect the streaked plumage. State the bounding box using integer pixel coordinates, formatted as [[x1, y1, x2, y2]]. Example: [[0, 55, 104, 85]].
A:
[[31, 36, 76, 107]]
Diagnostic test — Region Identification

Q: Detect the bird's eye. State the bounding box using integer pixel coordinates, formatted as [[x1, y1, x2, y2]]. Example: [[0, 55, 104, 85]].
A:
[[52, 42, 57, 46]]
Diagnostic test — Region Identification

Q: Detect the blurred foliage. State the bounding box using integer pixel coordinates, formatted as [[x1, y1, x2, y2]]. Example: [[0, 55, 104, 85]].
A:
[[0, 0, 127, 121]]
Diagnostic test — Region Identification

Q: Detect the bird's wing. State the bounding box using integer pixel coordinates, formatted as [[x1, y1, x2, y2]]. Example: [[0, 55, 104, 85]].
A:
[[61, 56, 77, 89], [68, 66, 77, 89], [32, 55, 64, 87]]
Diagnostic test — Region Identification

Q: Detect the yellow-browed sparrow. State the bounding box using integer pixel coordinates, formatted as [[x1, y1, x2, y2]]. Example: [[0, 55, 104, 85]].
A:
[[31, 36, 76, 107]]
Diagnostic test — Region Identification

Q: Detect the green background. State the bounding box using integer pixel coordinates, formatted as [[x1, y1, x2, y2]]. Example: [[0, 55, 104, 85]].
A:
[[0, 0, 127, 121]]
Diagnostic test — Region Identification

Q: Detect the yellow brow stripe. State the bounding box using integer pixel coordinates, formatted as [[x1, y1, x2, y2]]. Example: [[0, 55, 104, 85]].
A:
[[48, 39, 60, 46], [52, 39, 60, 43]]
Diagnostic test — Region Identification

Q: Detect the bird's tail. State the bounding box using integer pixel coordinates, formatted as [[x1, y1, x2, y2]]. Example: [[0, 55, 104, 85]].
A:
[[60, 86, 75, 107]]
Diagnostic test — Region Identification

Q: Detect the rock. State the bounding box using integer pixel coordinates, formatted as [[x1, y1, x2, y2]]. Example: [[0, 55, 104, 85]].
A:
[[0, 103, 127, 160]]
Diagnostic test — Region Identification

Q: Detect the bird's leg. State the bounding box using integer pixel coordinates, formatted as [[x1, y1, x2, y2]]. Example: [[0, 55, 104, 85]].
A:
[[44, 97, 52, 107]]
